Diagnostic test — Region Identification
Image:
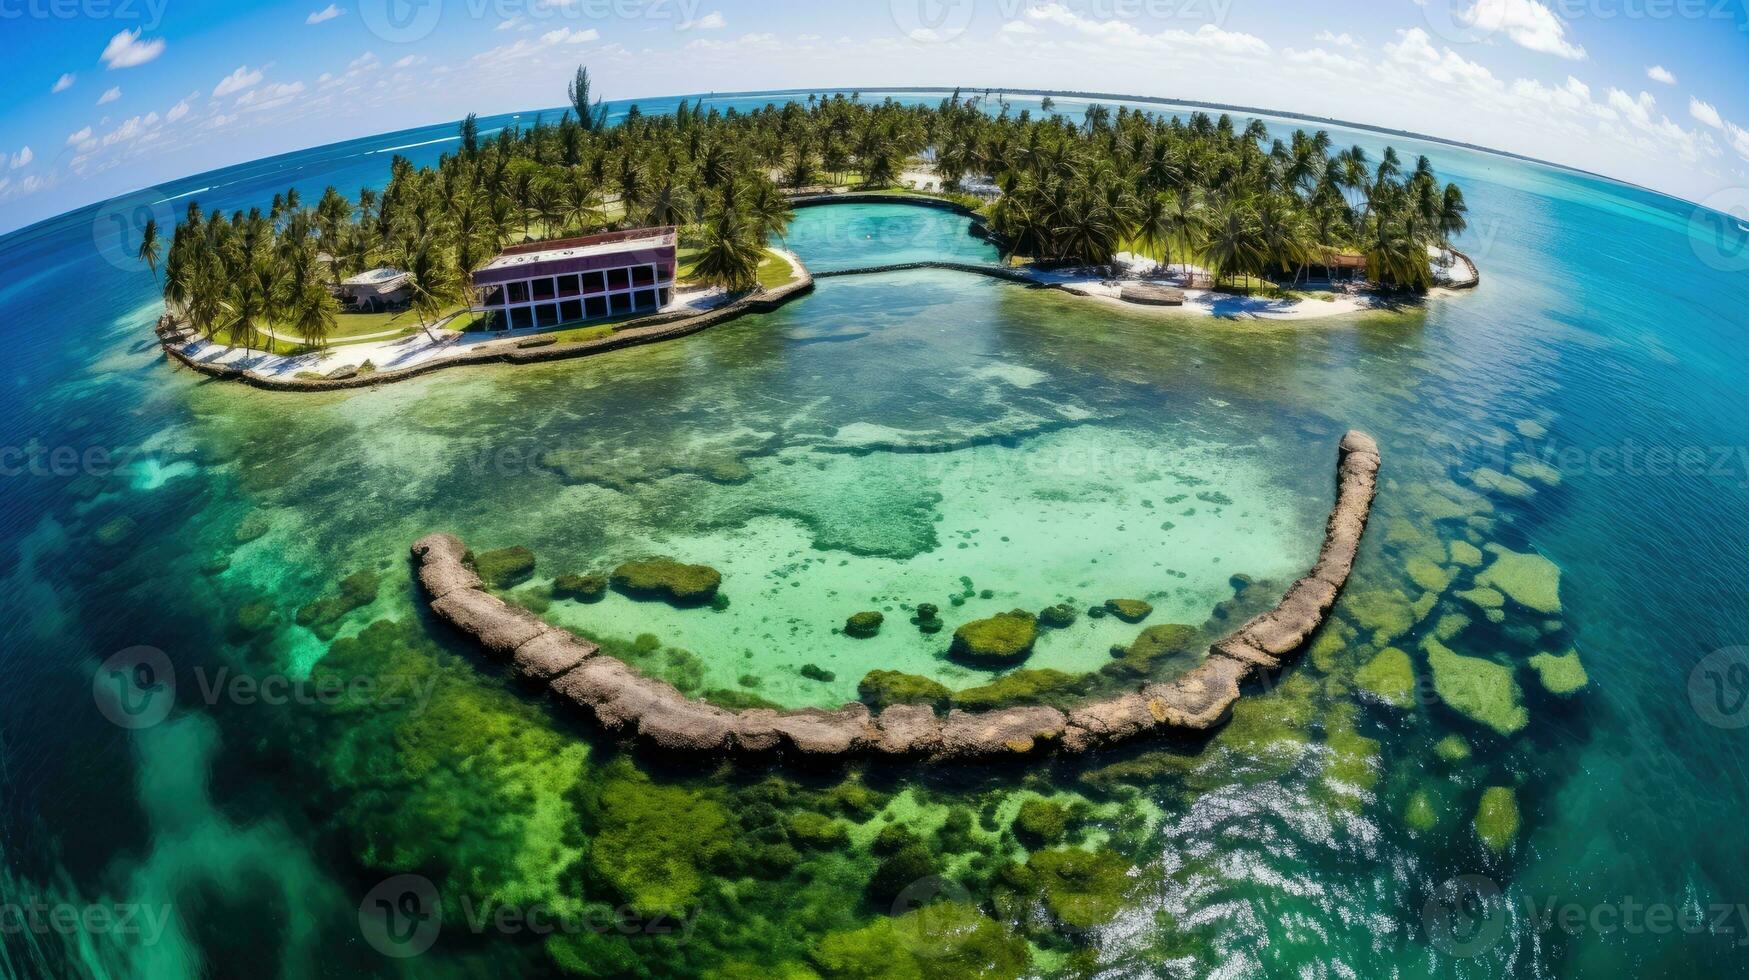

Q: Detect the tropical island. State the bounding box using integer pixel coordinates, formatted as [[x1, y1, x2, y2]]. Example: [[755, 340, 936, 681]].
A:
[[151, 69, 1475, 390]]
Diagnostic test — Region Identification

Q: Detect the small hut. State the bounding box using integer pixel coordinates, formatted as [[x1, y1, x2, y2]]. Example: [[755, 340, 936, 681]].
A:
[[338, 268, 412, 312]]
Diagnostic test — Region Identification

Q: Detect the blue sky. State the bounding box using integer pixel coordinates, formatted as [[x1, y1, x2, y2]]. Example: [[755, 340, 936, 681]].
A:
[[1, 0, 1746, 231]]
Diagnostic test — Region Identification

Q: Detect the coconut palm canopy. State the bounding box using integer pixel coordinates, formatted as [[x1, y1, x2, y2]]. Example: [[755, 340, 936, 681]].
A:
[[161, 74, 1467, 348]]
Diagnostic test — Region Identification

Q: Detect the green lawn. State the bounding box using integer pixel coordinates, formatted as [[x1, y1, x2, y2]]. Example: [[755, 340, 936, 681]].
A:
[[758, 250, 797, 289], [673, 247, 796, 290], [208, 325, 303, 357], [326, 303, 466, 341]]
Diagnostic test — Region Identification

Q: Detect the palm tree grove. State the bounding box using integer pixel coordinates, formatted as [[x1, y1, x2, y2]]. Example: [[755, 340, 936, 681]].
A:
[[160, 72, 1467, 352]]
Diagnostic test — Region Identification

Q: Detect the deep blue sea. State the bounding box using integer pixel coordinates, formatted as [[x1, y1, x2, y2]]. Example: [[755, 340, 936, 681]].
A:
[[2, 90, 1748, 979]]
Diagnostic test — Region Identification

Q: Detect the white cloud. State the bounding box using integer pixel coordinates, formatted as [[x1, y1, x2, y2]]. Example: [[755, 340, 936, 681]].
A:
[[1460, 0, 1585, 60], [66, 126, 93, 146], [100, 28, 166, 69], [1602, 88, 1711, 162], [539, 27, 600, 45], [97, 86, 121, 105], [236, 81, 306, 112], [392, 54, 424, 68], [1000, 20, 1040, 35], [1646, 65, 1675, 85], [52, 73, 75, 93], [306, 4, 344, 24], [1726, 124, 1749, 162], [9, 147, 33, 169], [686, 32, 779, 52], [1385, 28, 1500, 90], [1315, 31, 1357, 47], [681, 10, 725, 30], [1690, 98, 1723, 129], [1023, 4, 1271, 57], [166, 99, 191, 123], [100, 112, 160, 147], [213, 65, 265, 98], [1285, 46, 1368, 75]]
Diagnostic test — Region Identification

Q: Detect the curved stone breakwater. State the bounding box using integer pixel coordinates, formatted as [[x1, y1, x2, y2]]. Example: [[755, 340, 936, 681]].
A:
[[410, 431, 1380, 763]]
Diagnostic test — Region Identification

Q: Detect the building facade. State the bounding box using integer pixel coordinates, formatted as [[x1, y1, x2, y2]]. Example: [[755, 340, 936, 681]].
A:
[[470, 227, 679, 331], [338, 267, 411, 311]]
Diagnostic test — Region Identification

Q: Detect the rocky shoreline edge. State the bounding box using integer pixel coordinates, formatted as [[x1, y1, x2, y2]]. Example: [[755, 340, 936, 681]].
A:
[[408, 431, 1380, 764], [155, 267, 816, 393]]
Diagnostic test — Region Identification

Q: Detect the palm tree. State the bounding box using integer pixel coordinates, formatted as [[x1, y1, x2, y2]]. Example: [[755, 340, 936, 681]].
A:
[[692, 207, 763, 292], [137, 217, 161, 284], [1161, 189, 1208, 281], [1203, 198, 1267, 294], [747, 181, 794, 247], [568, 65, 609, 132], [1437, 184, 1469, 246], [400, 236, 459, 341], [1133, 192, 1171, 267], [289, 277, 338, 348], [560, 173, 605, 235], [1255, 194, 1312, 281]]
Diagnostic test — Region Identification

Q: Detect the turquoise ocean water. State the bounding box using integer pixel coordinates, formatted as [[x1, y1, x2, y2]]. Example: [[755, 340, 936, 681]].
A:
[[1, 91, 1748, 978]]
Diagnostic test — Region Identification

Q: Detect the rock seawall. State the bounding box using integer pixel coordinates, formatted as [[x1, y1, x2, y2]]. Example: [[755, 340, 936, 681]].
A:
[[410, 431, 1380, 763]]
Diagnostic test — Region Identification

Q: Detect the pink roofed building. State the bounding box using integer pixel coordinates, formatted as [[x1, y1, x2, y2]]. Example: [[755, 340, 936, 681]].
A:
[[470, 226, 679, 331]]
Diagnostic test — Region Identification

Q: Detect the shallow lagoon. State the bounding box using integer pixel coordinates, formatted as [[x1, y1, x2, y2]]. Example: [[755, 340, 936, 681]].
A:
[[4, 92, 1749, 978]]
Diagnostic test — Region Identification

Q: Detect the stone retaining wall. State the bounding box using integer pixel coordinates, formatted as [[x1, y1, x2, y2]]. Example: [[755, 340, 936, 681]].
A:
[[156, 270, 815, 392], [409, 431, 1381, 763], [812, 261, 1037, 284]]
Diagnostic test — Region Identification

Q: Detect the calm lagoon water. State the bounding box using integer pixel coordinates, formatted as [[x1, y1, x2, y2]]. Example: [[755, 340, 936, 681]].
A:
[[3, 91, 1749, 978]]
